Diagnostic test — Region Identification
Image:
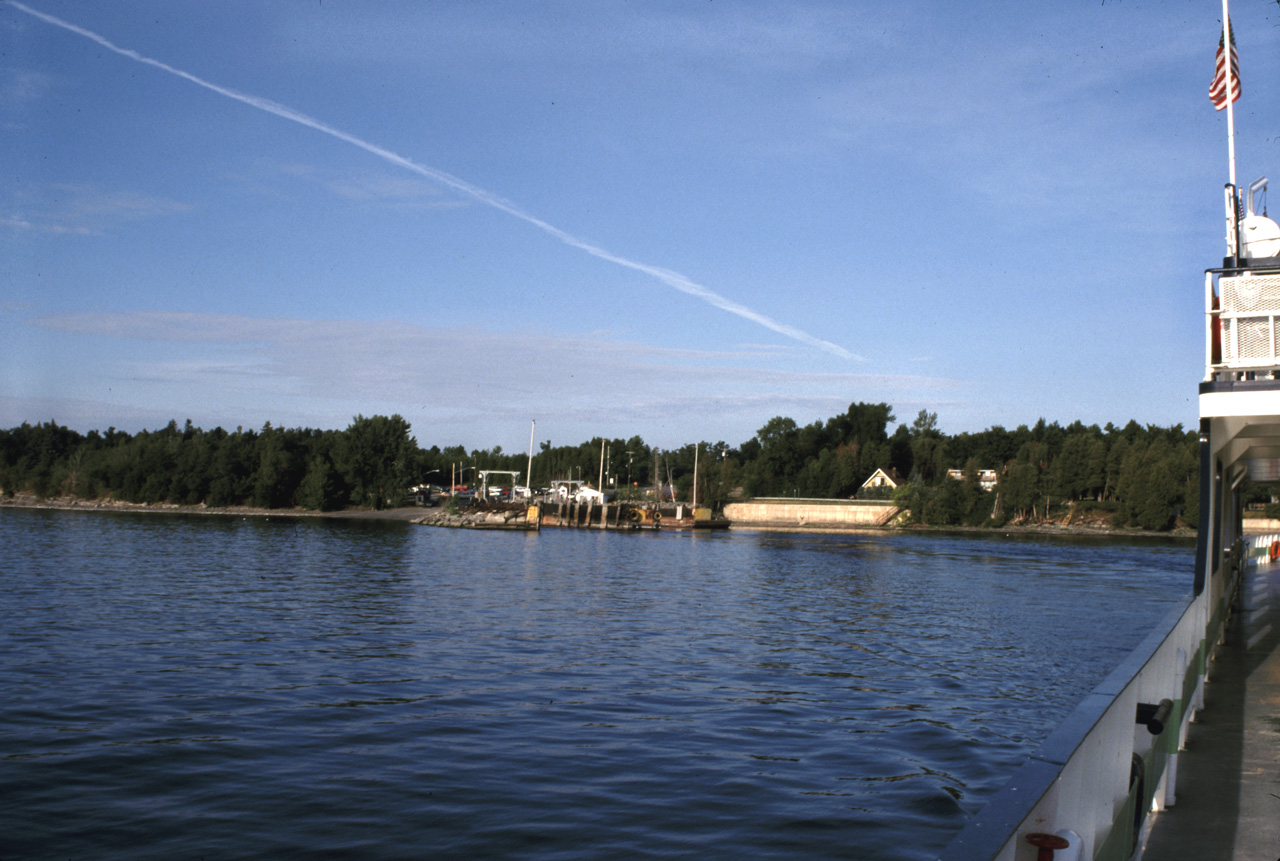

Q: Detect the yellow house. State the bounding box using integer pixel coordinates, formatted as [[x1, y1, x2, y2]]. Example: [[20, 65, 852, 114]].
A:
[[859, 468, 903, 494]]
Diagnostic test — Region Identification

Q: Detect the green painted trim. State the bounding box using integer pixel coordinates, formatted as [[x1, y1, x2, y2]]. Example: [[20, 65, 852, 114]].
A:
[[1159, 699, 1184, 755], [1161, 635, 1205, 755], [1094, 779, 1140, 861], [1098, 625, 1210, 859], [1207, 602, 1227, 646], [1143, 745, 1168, 815]]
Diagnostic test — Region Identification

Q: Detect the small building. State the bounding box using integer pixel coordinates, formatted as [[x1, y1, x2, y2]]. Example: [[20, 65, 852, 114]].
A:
[[945, 468, 999, 492], [575, 485, 611, 504], [859, 468, 904, 495], [549, 480, 613, 504]]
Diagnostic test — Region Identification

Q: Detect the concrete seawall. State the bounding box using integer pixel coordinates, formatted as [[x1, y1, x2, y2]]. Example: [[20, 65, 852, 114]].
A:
[[723, 498, 900, 530]]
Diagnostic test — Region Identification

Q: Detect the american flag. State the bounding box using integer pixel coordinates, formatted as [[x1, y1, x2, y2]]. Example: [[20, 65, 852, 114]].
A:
[[1209, 25, 1240, 110]]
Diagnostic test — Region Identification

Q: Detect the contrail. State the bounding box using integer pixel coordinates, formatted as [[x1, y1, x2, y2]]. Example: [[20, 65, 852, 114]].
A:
[[7, 1, 859, 361]]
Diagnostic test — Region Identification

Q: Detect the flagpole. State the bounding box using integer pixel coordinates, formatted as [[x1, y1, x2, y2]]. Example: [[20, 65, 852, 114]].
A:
[[1219, 0, 1240, 261], [1222, 0, 1236, 189]]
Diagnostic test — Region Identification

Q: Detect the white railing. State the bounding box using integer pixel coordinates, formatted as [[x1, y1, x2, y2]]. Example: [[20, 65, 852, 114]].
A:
[[1245, 532, 1280, 565], [940, 548, 1241, 861], [1206, 270, 1280, 381]]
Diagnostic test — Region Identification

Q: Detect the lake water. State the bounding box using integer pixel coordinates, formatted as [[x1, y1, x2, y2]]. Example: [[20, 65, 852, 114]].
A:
[[0, 509, 1193, 859]]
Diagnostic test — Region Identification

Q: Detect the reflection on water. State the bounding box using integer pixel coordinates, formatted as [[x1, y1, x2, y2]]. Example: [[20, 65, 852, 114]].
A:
[[0, 509, 1190, 859]]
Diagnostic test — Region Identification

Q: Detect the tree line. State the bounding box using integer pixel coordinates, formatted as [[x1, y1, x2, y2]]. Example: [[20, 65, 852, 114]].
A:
[[0, 402, 1204, 530], [720, 403, 1199, 531]]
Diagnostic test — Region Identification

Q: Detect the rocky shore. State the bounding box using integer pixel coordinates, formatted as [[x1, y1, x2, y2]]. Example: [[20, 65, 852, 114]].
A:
[[411, 508, 538, 529], [0, 492, 424, 522], [0, 493, 541, 529]]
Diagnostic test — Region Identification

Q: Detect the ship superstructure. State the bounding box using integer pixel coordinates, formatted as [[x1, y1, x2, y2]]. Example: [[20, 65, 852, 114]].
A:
[[938, 11, 1280, 855]]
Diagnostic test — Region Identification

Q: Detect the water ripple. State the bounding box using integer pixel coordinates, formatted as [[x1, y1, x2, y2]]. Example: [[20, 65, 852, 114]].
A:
[[0, 510, 1189, 859]]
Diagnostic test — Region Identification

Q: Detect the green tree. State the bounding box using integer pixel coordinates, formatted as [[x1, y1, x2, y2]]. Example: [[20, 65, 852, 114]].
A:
[[888, 424, 913, 479], [746, 416, 801, 496], [206, 427, 257, 507], [1116, 439, 1150, 524], [297, 453, 343, 511], [335, 414, 416, 509], [908, 409, 946, 483], [1137, 454, 1179, 530], [826, 402, 894, 446], [252, 424, 297, 508], [999, 443, 1044, 522], [923, 477, 967, 525], [892, 477, 930, 524], [1105, 435, 1130, 501], [827, 443, 862, 498], [1051, 433, 1093, 501]]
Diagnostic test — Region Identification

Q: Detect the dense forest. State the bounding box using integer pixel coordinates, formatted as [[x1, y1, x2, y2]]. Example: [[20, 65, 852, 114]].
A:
[[0, 402, 1209, 530]]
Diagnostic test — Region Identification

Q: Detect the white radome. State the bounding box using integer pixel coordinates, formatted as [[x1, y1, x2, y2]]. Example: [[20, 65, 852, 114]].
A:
[[1242, 213, 1280, 259]]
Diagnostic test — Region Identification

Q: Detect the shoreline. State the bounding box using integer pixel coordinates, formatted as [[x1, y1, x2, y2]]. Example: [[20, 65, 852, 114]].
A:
[[0, 492, 1202, 540], [0, 493, 426, 522]]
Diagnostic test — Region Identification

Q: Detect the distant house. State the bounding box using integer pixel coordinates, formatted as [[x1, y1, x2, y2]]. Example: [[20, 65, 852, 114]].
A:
[[550, 479, 613, 504], [859, 468, 904, 497], [945, 468, 999, 492], [575, 486, 612, 504]]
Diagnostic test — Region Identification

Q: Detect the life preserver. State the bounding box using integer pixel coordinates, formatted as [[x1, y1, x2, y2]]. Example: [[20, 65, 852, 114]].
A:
[[1269, 540, 1279, 562]]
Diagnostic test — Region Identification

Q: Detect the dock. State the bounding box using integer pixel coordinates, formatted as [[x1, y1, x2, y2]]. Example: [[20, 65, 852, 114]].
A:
[[537, 500, 729, 531], [1142, 554, 1280, 860], [413, 500, 730, 531]]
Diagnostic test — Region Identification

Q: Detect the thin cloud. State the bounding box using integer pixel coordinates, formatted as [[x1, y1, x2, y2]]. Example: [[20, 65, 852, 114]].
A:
[[283, 4, 885, 70], [2, 184, 191, 235], [273, 162, 466, 208], [1, 214, 92, 235], [31, 310, 950, 402], [8, 1, 858, 361], [0, 66, 51, 104], [13, 309, 983, 444], [56, 185, 192, 226]]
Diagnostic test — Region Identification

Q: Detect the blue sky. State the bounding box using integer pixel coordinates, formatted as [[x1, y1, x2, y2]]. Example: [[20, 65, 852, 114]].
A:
[[3, 1, 1279, 452]]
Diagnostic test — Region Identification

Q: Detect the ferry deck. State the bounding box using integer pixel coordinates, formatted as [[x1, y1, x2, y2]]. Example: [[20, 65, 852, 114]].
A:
[[1142, 548, 1280, 858], [1143, 188, 1280, 858], [939, 175, 1280, 859]]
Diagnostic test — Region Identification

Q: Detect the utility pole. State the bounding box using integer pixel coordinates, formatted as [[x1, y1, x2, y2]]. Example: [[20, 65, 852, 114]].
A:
[[527, 420, 535, 494]]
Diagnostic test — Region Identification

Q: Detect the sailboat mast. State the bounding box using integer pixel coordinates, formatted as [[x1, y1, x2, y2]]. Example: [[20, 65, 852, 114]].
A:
[[527, 420, 535, 491]]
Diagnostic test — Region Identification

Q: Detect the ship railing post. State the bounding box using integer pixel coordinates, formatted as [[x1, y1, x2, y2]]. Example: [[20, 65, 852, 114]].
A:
[[1205, 272, 1216, 381], [1164, 646, 1189, 807]]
